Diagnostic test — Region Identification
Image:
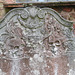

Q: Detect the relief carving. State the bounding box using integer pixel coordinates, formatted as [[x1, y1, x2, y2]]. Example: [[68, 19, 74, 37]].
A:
[[44, 14, 67, 56], [43, 14, 69, 75], [0, 7, 73, 75]]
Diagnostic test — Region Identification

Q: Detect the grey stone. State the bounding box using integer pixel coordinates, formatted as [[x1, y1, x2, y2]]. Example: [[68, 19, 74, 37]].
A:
[[0, 7, 74, 75]]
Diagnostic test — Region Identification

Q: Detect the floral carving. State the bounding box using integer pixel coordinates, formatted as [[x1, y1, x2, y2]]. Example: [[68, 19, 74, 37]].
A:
[[29, 7, 38, 17], [44, 14, 68, 56], [0, 20, 31, 59], [0, 7, 73, 75], [43, 14, 69, 75]]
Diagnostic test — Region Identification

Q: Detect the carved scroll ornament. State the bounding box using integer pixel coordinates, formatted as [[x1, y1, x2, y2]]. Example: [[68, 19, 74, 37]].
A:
[[0, 7, 73, 75]]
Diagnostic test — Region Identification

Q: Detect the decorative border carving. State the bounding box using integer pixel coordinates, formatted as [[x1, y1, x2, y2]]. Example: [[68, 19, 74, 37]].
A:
[[0, 7, 73, 29], [0, 6, 74, 75]]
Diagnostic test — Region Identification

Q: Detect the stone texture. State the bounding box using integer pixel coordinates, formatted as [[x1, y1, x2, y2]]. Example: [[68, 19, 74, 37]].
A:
[[0, 0, 75, 75], [44, 14, 69, 75], [0, 7, 73, 75], [0, 0, 75, 23]]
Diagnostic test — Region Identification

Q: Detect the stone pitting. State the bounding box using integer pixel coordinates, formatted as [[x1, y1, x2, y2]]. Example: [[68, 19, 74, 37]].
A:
[[0, 7, 74, 75]]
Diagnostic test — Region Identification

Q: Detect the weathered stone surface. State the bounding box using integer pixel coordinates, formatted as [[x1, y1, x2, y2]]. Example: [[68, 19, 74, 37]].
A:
[[60, 11, 70, 19], [0, 7, 74, 75]]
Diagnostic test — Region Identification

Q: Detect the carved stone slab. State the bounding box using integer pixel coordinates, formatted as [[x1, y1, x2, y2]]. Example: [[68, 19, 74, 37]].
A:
[[0, 7, 74, 75]]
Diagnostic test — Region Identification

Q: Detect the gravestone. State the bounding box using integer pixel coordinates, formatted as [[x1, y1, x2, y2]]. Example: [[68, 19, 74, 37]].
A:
[[0, 7, 74, 75]]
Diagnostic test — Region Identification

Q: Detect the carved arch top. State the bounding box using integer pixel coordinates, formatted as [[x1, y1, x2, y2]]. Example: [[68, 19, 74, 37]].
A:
[[0, 7, 73, 28], [0, 7, 73, 59]]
